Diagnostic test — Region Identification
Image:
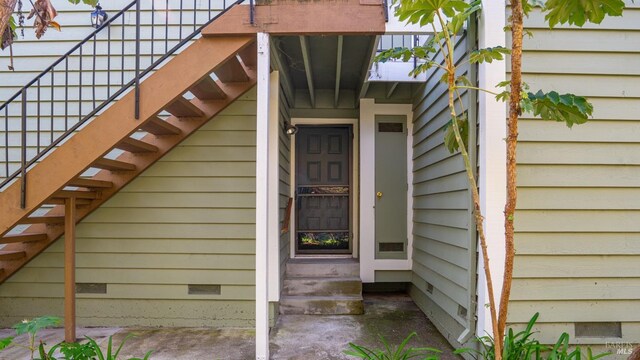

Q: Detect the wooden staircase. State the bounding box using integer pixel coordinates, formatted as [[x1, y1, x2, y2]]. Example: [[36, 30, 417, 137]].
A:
[[0, 35, 257, 284]]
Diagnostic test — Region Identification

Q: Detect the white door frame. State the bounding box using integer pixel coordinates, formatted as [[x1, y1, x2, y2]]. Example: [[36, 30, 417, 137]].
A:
[[288, 117, 360, 259], [359, 99, 413, 283]]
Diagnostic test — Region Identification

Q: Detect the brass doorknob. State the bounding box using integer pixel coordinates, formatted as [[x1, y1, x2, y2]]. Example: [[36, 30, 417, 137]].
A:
[[376, 191, 383, 199]]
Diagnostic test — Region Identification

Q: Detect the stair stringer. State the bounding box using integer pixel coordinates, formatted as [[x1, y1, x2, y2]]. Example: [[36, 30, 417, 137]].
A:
[[0, 36, 257, 285]]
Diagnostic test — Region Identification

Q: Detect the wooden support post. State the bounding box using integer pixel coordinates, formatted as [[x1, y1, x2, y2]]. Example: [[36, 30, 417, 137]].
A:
[[64, 196, 76, 343]]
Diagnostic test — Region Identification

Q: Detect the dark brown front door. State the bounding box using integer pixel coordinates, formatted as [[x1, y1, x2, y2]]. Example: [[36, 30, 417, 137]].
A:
[[295, 126, 352, 254]]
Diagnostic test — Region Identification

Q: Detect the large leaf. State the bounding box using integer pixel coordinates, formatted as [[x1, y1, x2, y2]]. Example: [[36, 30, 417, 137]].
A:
[[395, 0, 470, 27], [469, 46, 511, 64], [447, 0, 481, 34], [526, 90, 593, 128], [544, 0, 625, 28], [443, 113, 469, 154]]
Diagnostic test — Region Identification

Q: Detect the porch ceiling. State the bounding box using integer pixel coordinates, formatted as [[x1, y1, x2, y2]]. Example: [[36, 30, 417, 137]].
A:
[[272, 35, 376, 107]]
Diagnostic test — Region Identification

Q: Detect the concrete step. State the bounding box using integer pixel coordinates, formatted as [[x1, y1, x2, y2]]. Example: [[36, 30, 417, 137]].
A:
[[285, 258, 359, 278], [279, 295, 364, 315], [283, 277, 362, 297]]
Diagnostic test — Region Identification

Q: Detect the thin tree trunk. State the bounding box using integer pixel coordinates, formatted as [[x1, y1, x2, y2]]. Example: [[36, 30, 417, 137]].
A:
[[498, 0, 524, 349], [0, 0, 18, 40]]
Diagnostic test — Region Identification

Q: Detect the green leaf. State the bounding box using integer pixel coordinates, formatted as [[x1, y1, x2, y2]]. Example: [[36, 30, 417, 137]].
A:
[[447, 0, 481, 34], [496, 90, 510, 103], [443, 113, 469, 154], [523, 0, 545, 16], [544, 0, 625, 28], [85, 337, 106, 360], [8, 16, 17, 36], [0, 336, 14, 350], [469, 47, 511, 64], [82, 0, 100, 6], [408, 62, 437, 77], [455, 75, 472, 87], [375, 44, 436, 65], [13, 316, 61, 336], [527, 90, 593, 128], [395, 0, 471, 28]]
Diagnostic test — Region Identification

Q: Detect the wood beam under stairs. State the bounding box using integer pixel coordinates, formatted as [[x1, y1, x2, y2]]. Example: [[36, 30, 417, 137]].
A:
[[0, 35, 257, 285]]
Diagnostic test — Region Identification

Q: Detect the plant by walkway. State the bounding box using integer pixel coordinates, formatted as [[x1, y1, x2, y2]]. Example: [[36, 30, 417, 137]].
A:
[[345, 314, 610, 360], [0, 316, 153, 360]]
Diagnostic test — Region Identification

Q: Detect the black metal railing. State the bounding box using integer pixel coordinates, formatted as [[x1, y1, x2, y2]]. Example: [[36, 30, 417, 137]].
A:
[[0, 0, 251, 205], [377, 34, 419, 53]]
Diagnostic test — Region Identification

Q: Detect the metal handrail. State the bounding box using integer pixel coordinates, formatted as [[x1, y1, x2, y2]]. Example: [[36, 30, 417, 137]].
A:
[[1, 0, 249, 203], [0, 1, 137, 108]]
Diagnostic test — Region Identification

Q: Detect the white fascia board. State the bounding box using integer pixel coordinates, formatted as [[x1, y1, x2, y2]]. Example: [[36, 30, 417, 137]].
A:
[[255, 32, 271, 360], [476, 0, 508, 339]]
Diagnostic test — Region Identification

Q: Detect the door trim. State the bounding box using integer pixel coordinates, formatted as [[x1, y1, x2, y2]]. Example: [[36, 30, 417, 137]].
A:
[[289, 118, 360, 259], [359, 99, 413, 283]]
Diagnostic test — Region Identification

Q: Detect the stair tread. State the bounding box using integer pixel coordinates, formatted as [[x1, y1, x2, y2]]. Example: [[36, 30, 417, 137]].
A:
[[165, 97, 205, 118], [44, 198, 92, 206], [116, 137, 159, 153], [53, 190, 98, 199], [20, 215, 65, 224], [190, 76, 227, 100], [67, 178, 113, 189], [93, 158, 136, 171], [1, 233, 47, 244], [141, 117, 182, 136], [0, 251, 27, 260], [237, 42, 257, 68], [215, 56, 249, 83]]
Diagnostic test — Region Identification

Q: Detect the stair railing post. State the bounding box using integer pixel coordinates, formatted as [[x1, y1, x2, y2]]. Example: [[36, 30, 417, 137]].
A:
[[413, 35, 418, 76], [249, 0, 255, 25], [134, 0, 141, 119], [20, 89, 27, 209]]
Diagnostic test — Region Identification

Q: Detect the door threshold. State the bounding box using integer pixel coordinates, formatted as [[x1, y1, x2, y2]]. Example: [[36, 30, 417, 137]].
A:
[[293, 254, 355, 259]]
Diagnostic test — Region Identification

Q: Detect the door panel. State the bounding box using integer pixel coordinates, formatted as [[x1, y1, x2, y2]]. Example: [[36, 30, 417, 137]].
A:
[[296, 126, 352, 254], [375, 115, 408, 259]]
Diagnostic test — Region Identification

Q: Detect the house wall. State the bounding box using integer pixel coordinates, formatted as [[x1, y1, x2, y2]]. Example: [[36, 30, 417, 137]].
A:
[[0, 88, 259, 327], [409, 32, 477, 348], [510, 1, 640, 350]]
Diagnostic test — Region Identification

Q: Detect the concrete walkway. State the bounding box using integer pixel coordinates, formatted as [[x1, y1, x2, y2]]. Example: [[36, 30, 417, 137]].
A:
[[0, 293, 458, 360]]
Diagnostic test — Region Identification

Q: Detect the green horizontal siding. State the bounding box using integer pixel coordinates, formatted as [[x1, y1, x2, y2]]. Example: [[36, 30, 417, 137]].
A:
[[410, 33, 474, 349], [0, 89, 258, 327], [511, 1, 640, 345]]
